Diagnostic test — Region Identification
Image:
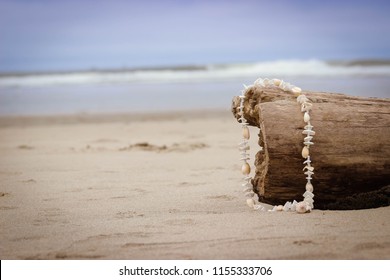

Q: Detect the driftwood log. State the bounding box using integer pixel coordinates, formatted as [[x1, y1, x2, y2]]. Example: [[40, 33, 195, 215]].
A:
[[232, 86, 390, 210]]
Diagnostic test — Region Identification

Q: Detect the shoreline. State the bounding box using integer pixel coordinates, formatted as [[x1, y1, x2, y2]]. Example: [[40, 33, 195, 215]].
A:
[[0, 109, 232, 127], [2, 58, 390, 77]]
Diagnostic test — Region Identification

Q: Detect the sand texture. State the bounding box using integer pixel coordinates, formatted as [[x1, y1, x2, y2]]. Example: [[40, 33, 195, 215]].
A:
[[0, 111, 389, 259]]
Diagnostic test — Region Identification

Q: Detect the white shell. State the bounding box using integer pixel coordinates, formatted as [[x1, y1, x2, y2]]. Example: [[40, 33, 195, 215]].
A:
[[302, 146, 309, 158], [276, 205, 284, 211], [296, 201, 308, 213], [303, 191, 314, 198], [304, 124, 314, 130], [302, 130, 315, 135], [255, 79, 264, 87], [283, 201, 292, 211], [240, 156, 250, 161], [304, 170, 314, 176], [280, 82, 290, 91], [272, 79, 281, 86], [246, 198, 255, 208], [303, 166, 314, 172], [238, 140, 249, 147], [304, 197, 314, 209], [240, 152, 250, 158], [242, 163, 251, 175], [254, 204, 265, 211], [303, 141, 314, 146], [242, 126, 250, 139], [304, 136, 313, 142], [291, 200, 298, 211], [304, 196, 314, 204], [306, 182, 314, 192], [301, 103, 313, 112], [303, 112, 310, 122], [303, 102, 312, 108], [297, 95, 308, 103], [238, 145, 250, 151], [238, 117, 248, 123], [284, 82, 293, 91], [291, 86, 302, 94], [243, 175, 251, 181], [301, 105, 309, 112]]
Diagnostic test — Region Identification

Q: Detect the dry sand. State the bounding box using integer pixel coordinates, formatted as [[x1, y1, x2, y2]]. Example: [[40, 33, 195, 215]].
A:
[[0, 110, 389, 259]]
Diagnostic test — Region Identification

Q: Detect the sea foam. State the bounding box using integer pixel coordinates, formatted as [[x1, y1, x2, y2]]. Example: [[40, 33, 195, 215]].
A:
[[1, 59, 390, 88]]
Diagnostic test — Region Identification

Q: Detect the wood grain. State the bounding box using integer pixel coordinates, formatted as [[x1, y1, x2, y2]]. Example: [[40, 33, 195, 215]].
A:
[[232, 86, 390, 209]]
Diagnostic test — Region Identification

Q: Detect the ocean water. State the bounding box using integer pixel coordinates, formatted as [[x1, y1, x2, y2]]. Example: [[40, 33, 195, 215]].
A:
[[0, 60, 389, 116]]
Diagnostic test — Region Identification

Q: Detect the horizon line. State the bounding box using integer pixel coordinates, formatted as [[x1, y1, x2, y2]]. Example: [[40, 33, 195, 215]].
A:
[[1, 58, 390, 77]]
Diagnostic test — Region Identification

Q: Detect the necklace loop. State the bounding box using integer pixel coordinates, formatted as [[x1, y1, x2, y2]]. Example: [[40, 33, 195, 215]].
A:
[[238, 78, 315, 213]]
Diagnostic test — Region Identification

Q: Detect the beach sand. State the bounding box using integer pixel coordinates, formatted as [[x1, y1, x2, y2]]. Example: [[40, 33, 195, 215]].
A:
[[0, 110, 389, 259]]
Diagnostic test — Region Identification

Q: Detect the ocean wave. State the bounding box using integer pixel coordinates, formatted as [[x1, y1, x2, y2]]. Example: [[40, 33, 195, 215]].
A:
[[1, 59, 390, 88]]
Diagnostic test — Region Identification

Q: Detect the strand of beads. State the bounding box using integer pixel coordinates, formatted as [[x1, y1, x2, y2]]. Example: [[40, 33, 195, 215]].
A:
[[237, 78, 315, 213], [238, 93, 265, 211], [298, 94, 315, 211], [253, 78, 302, 94]]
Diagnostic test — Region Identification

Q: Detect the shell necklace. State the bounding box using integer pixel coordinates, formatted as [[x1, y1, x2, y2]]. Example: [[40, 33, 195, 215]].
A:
[[238, 78, 315, 213]]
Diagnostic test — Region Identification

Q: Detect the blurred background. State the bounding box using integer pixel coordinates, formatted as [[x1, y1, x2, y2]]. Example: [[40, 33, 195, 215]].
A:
[[0, 0, 389, 116]]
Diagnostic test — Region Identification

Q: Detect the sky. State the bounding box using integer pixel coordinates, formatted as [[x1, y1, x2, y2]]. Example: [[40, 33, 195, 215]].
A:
[[0, 0, 389, 72]]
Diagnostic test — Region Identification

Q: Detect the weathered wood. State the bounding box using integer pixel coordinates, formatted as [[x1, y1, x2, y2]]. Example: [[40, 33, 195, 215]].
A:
[[232, 86, 390, 209]]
